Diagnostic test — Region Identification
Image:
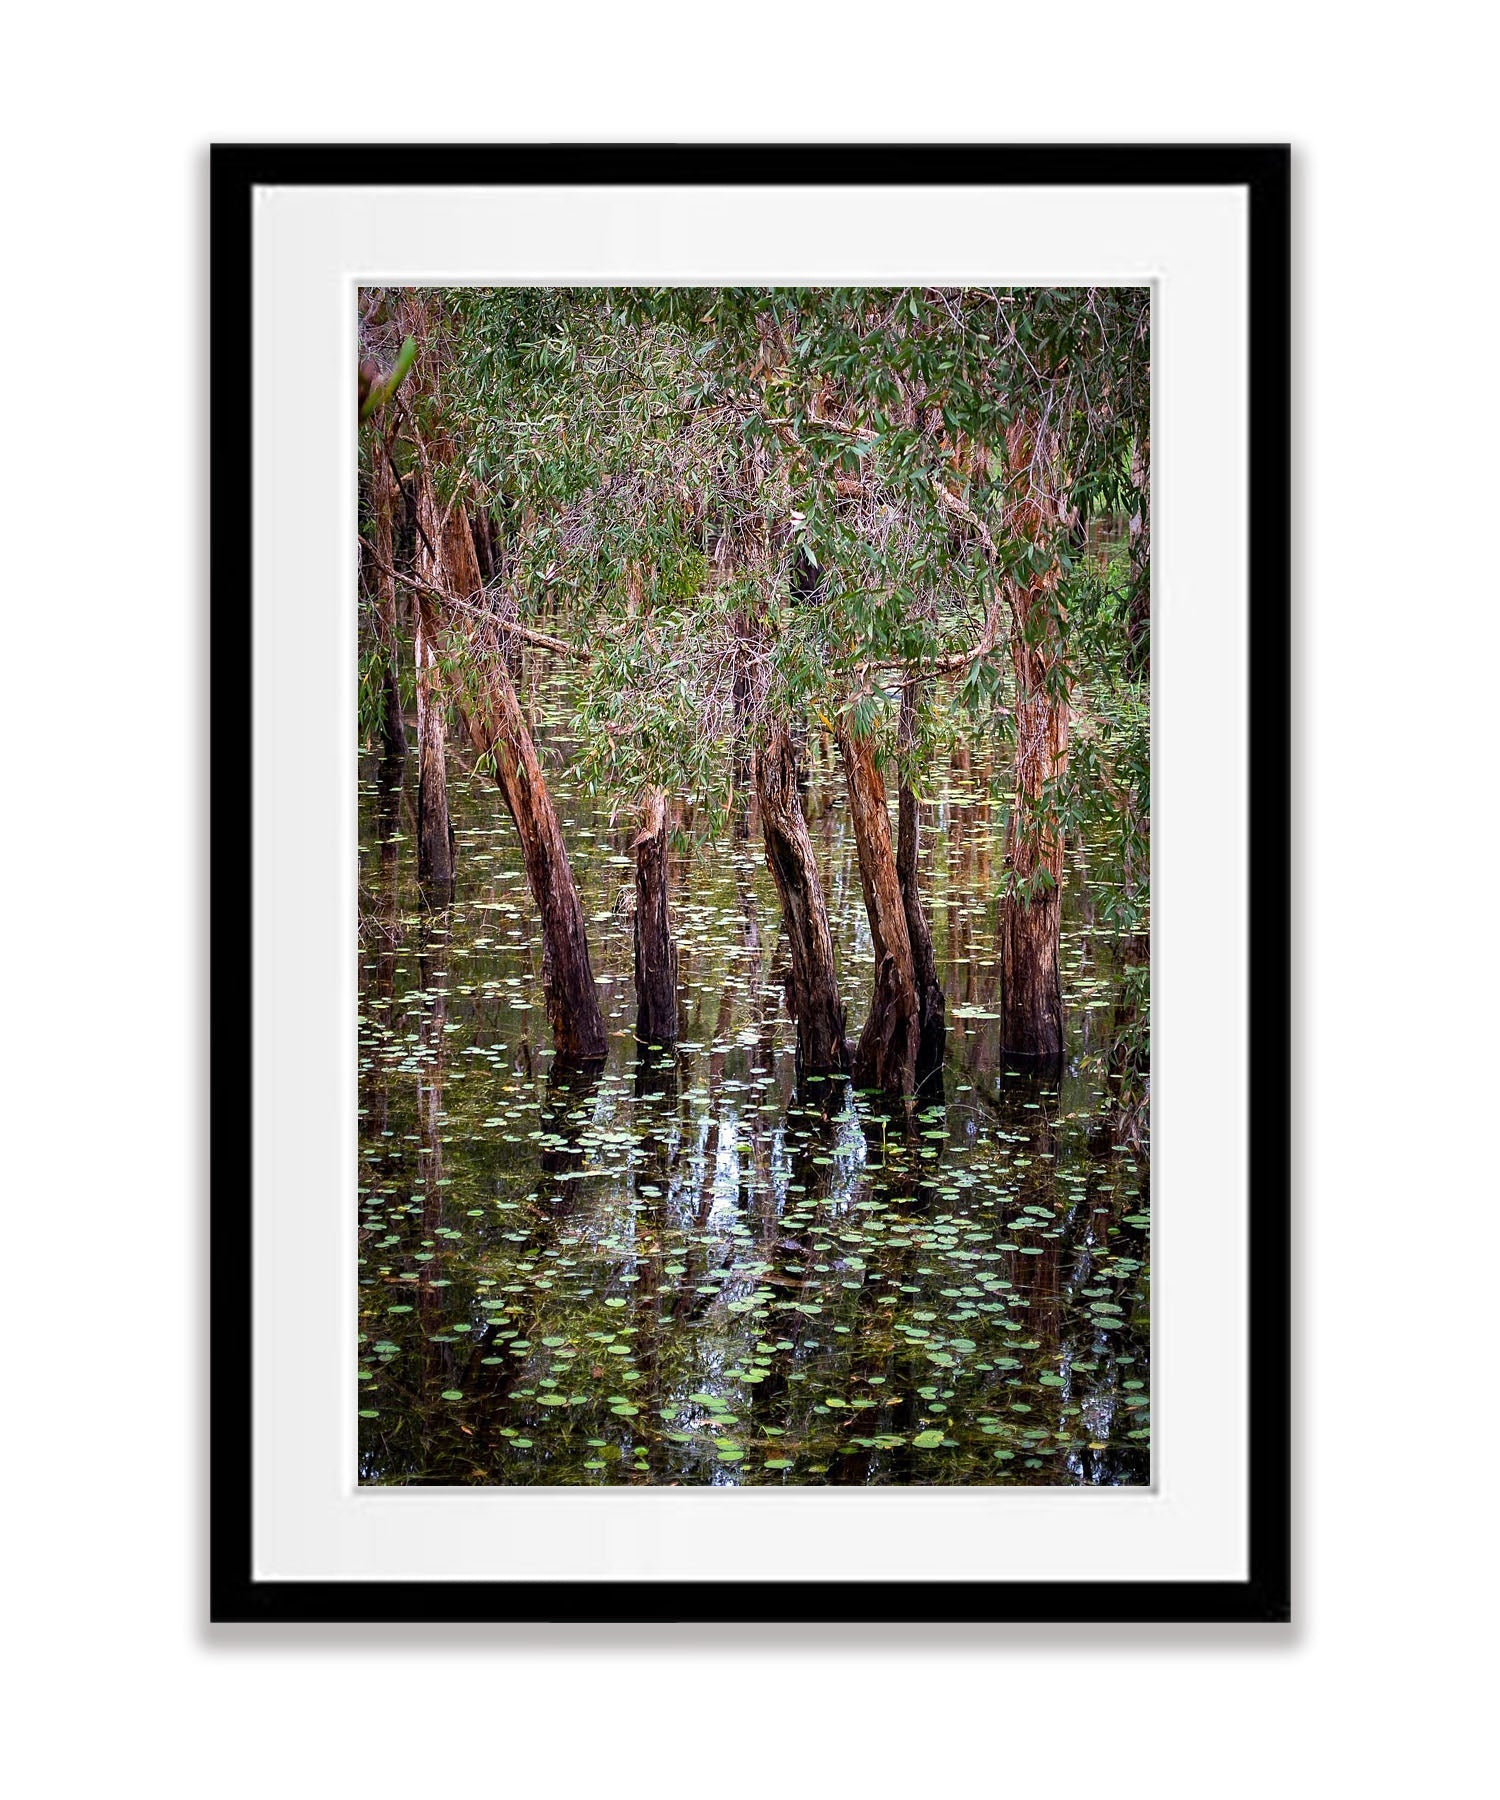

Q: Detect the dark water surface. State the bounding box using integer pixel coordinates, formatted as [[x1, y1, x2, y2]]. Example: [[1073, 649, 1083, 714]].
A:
[[357, 669, 1150, 1485]]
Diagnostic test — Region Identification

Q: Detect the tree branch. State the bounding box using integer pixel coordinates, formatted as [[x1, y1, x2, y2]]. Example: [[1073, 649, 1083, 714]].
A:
[[359, 540, 578, 659]]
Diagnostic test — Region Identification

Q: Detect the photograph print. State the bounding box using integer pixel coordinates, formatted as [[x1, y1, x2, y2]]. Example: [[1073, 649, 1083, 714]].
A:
[[355, 285, 1151, 1489]]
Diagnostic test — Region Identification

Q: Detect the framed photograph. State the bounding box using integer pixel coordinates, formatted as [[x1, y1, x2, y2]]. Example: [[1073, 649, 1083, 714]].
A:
[[212, 143, 1289, 1623]]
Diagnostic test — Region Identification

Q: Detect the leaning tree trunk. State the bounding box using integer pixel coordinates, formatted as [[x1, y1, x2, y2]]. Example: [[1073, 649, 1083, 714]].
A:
[[460, 629, 607, 1064], [414, 473, 604, 1061], [756, 727, 848, 1076], [837, 722, 919, 1098], [896, 684, 946, 1084], [632, 785, 679, 1046], [1000, 584, 1069, 1061], [371, 457, 408, 759], [413, 473, 455, 892]]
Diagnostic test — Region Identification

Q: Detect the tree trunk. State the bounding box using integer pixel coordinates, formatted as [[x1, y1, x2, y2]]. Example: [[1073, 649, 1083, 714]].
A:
[[632, 785, 679, 1046], [755, 727, 848, 1076], [896, 684, 946, 1085], [414, 475, 605, 1062], [371, 458, 408, 758], [837, 722, 919, 1098], [1000, 587, 1069, 1060], [462, 644, 607, 1064], [413, 597, 454, 891], [413, 474, 454, 891]]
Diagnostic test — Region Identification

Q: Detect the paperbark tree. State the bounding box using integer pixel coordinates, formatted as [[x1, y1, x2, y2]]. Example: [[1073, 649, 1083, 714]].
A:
[[756, 727, 848, 1076], [997, 416, 1070, 1063], [999, 573, 1069, 1061], [413, 465, 607, 1062], [413, 471, 455, 892], [368, 457, 408, 759], [632, 785, 679, 1046], [896, 684, 946, 1084], [837, 722, 919, 1098], [460, 638, 608, 1063]]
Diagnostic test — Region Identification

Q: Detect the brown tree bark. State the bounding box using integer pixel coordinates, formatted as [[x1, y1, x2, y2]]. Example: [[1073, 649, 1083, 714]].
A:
[[371, 457, 408, 759], [992, 410, 1071, 1063], [837, 722, 919, 1098], [461, 639, 608, 1064], [431, 473, 484, 599], [413, 598, 454, 891], [755, 727, 848, 1076], [1000, 585, 1069, 1061], [412, 469, 606, 1063], [896, 684, 946, 1085], [413, 473, 455, 891], [632, 785, 679, 1046]]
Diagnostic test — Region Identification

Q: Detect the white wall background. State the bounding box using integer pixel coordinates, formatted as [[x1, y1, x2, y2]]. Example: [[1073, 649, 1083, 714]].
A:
[[4, 4, 1494, 1795]]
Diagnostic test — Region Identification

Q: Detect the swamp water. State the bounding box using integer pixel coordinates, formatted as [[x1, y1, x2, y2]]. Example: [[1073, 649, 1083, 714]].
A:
[[358, 670, 1149, 1486]]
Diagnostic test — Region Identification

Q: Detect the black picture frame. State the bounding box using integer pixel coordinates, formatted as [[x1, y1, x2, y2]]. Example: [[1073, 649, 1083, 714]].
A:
[[210, 142, 1290, 1625]]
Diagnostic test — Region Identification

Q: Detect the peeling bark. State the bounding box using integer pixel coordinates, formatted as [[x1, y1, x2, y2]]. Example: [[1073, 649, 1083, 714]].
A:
[[632, 785, 679, 1046], [838, 723, 919, 1098], [371, 458, 408, 758], [896, 685, 946, 1085], [413, 473, 454, 892], [413, 598, 453, 891], [461, 633, 607, 1064], [1000, 588, 1069, 1061], [995, 412, 1071, 1064], [415, 478, 606, 1062], [755, 727, 848, 1076]]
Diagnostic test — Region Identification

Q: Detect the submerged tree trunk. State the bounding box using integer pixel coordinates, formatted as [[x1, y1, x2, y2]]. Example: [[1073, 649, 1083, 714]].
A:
[[464, 665, 607, 1062], [837, 722, 919, 1098], [412, 470, 605, 1062], [413, 473, 454, 891], [755, 727, 848, 1076], [1000, 587, 1069, 1061], [413, 596, 454, 891], [632, 785, 679, 1046], [994, 409, 1071, 1064], [462, 637, 607, 1064], [896, 685, 946, 1085], [371, 457, 408, 759]]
